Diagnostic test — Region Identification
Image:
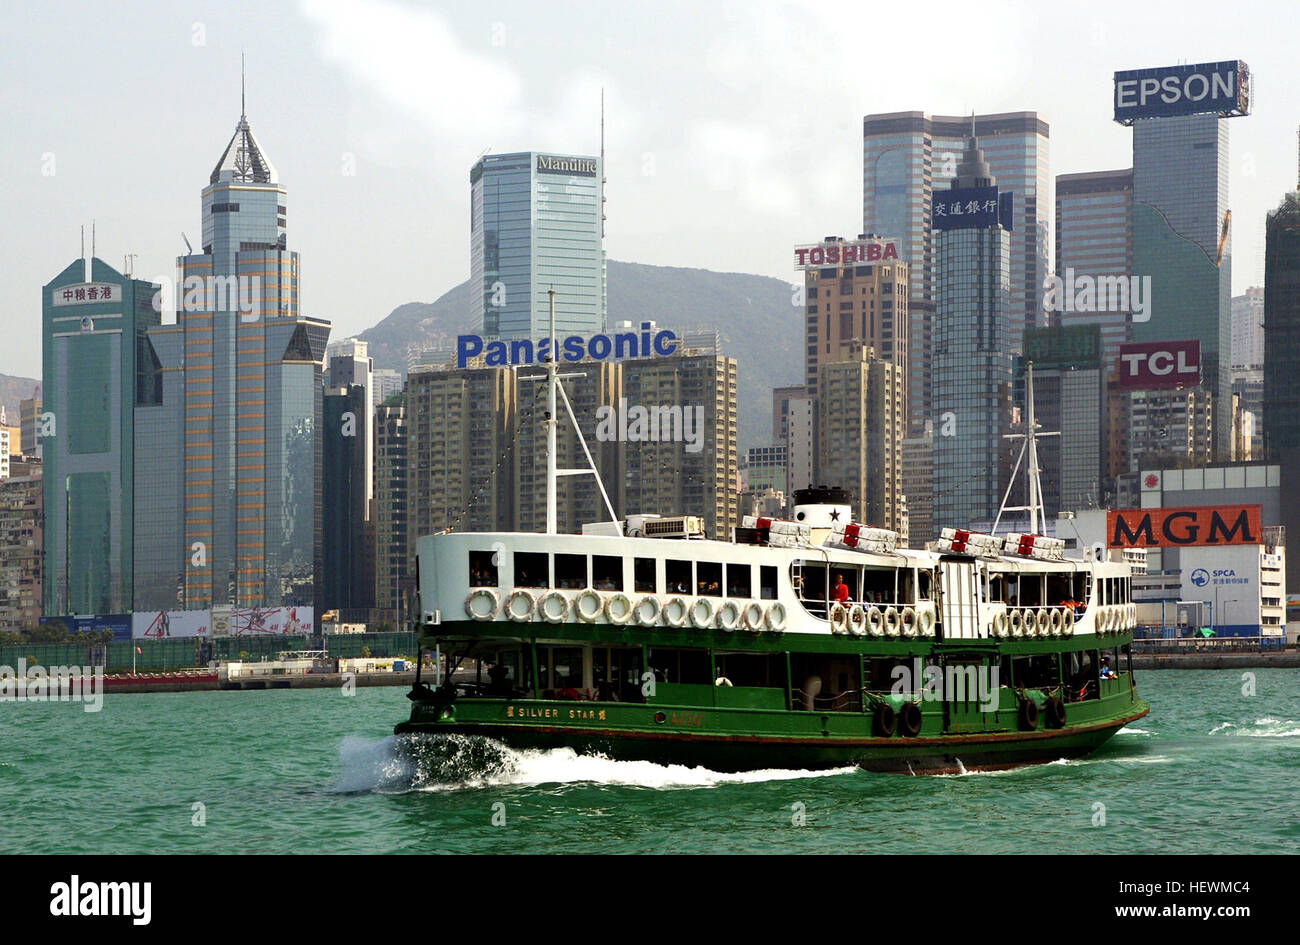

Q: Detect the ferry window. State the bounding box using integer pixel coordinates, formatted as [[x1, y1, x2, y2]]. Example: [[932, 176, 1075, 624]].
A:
[[555, 554, 587, 589], [986, 573, 1004, 603], [593, 555, 622, 591], [666, 559, 692, 594], [716, 651, 783, 688], [634, 557, 656, 593], [862, 567, 892, 604], [515, 552, 548, 588], [648, 646, 710, 685], [760, 566, 778, 600], [799, 563, 827, 602], [726, 564, 752, 598], [469, 550, 498, 587], [918, 569, 933, 601], [697, 561, 722, 596], [790, 654, 861, 711], [549, 646, 584, 691]]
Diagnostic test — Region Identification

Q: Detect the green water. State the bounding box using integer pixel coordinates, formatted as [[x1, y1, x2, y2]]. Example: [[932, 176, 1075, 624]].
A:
[[1, 670, 1297, 854]]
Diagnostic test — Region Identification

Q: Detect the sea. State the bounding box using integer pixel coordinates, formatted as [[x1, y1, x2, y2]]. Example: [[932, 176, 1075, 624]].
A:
[[1, 669, 1297, 855]]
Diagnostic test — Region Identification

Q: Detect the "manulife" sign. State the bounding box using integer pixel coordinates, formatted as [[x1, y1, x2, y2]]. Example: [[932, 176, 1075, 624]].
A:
[[536, 155, 598, 177]]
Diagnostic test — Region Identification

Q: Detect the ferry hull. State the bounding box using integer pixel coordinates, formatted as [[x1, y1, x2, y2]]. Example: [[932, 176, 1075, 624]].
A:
[[395, 700, 1149, 775]]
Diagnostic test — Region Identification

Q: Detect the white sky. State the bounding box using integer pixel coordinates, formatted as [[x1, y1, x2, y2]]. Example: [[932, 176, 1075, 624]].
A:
[[1, 0, 1294, 377]]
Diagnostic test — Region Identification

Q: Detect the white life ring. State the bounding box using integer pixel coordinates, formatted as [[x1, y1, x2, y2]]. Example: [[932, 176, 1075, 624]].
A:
[[866, 606, 884, 637], [1023, 608, 1037, 638], [663, 596, 688, 628], [1127, 603, 1137, 627], [1050, 607, 1065, 636], [538, 589, 570, 624], [883, 606, 901, 637], [742, 602, 765, 633], [1096, 606, 1109, 636], [829, 602, 849, 634], [1036, 608, 1052, 636], [717, 600, 741, 632], [464, 588, 498, 621], [764, 602, 787, 633], [689, 597, 715, 630], [847, 604, 867, 636], [900, 607, 918, 638], [604, 592, 634, 625], [918, 608, 936, 637], [1061, 610, 1074, 637], [1009, 608, 1025, 637], [634, 595, 660, 628], [992, 610, 1009, 638], [504, 588, 536, 623], [574, 589, 603, 623]]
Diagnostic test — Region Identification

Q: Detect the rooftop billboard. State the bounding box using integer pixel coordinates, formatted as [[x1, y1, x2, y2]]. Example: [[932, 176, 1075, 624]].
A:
[[1113, 60, 1250, 124], [1116, 340, 1201, 391]]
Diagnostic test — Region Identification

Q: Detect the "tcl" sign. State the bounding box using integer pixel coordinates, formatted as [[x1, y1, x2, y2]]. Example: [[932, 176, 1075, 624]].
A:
[[1116, 339, 1201, 391]]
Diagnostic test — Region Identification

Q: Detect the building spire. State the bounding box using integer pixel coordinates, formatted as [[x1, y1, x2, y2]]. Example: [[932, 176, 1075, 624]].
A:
[[210, 56, 277, 185], [241, 50, 246, 120]]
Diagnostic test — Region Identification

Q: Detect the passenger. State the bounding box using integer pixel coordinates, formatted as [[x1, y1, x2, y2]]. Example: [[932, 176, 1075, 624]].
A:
[[487, 664, 511, 696], [832, 575, 850, 605], [1099, 656, 1116, 680]]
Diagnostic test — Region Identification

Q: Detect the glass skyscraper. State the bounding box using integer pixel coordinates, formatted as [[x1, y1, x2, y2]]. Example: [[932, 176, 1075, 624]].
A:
[[42, 258, 161, 615], [470, 152, 606, 338], [133, 100, 331, 613], [932, 135, 1013, 528], [864, 112, 1050, 431]]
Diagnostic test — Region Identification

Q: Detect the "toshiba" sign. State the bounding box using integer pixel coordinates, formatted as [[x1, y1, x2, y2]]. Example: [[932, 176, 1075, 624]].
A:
[[1107, 505, 1261, 548]]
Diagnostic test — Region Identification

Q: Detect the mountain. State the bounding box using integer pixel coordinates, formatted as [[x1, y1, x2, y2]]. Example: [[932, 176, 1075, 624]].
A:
[[0, 373, 38, 434], [358, 260, 803, 451]]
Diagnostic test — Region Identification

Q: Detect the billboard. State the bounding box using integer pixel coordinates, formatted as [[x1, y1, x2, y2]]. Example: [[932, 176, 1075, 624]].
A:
[[231, 606, 314, 636], [1116, 340, 1200, 391], [1023, 324, 1101, 370], [132, 610, 210, 639], [933, 186, 998, 230], [1107, 505, 1262, 548], [39, 613, 132, 641], [793, 239, 899, 270], [1113, 60, 1250, 123]]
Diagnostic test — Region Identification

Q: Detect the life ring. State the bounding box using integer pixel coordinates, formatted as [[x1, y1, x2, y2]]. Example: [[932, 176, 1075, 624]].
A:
[[1038, 608, 1053, 636], [464, 588, 498, 621], [829, 602, 849, 635], [1126, 603, 1137, 628], [689, 597, 715, 630], [918, 608, 936, 637], [898, 701, 922, 738], [538, 589, 570, 623], [764, 602, 787, 633], [872, 702, 897, 738], [574, 589, 603, 623], [992, 610, 1009, 638], [847, 604, 867, 636], [1018, 698, 1039, 731], [883, 606, 901, 637], [1061, 611, 1074, 638], [603, 592, 633, 625], [866, 606, 884, 636], [900, 607, 918, 638], [1045, 696, 1066, 729], [663, 596, 688, 628], [716, 600, 741, 632], [1049, 607, 1065, 636], [1009, 608, 1025, 637], [634, 595, 660, 628], [742, 602, 765, 633], [504, 588, 536, 623]]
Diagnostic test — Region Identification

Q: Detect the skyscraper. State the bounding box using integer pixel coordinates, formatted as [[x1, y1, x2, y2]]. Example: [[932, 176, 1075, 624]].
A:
[[1263, 192, 1300, 458], [931, 134, 1013, 529], [470, 152, 606, 339], [42, 258, 161, 616], [373, 399, 409, 626], [321, 384, 372, 614], [864, 111, 1049, 430], [134, 92, 331, 614]]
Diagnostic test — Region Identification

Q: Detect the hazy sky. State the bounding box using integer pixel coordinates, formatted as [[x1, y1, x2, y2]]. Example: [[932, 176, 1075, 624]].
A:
[[1, 0, 1294, 378]]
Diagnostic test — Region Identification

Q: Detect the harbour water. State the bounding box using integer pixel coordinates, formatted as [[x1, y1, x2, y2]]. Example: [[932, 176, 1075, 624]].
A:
[[1, 669, 1296, 855]]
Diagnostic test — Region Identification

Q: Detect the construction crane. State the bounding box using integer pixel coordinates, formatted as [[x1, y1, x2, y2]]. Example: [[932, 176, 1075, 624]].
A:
[[1215, 209, 1231, 267]]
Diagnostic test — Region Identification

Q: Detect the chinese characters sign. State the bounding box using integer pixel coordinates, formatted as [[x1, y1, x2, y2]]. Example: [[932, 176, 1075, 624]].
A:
[[52, 283, 118, 306]]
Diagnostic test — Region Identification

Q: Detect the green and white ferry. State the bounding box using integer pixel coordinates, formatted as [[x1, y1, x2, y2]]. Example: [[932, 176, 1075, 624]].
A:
[[396, 303, 1148, 774]]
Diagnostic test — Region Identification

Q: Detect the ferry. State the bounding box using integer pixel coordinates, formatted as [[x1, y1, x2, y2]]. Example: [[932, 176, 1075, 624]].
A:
[[395, 297, 1148, 774]]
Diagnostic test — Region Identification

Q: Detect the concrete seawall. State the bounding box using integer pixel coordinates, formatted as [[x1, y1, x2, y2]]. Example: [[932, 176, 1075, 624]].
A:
[[97, 671, 419, 694], [1132, 652, 1300, 670]]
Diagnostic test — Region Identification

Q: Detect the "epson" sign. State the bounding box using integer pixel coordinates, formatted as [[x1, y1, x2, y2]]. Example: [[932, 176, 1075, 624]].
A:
[[1113, 60, 1249, 124]]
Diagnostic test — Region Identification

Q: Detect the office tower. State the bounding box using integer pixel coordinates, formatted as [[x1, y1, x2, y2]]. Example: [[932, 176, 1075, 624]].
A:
[[772, 386, 804, 444], [1117, 61, 1250, 458], [1054, 169, 1133, 373], [786, 395, 816, 495], [622, 353, 739, 540], [1263, 192, 1300, 458], [1230, 288, 1265, 461], [321, 384, 372, 613], [373, 368, 403, 404], [326, 337, 375, 520], [864, 111, 1049, 429], [1127, 388, 1213, 470], [134, 93, 331, 614], [746, 445, 787, 494], [815, 343, 904, 530], [901, 423, 933, 546], [1232, 287, 1265, 369], [796, 235, 908, 398], [470, 152, 605, 338], [405, 366, 516, 558], [0, 468, 42, 629], [20, 394, 41, 460], [512, 362, 623, 534], [0, 429, 8, 479], [373, 400, 408, 626], [931, 133, 1014, 528], [41, 258, 161, 615]]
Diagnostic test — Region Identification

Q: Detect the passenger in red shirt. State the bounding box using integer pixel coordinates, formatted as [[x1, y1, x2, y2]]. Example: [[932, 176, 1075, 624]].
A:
[[832, 575, 851, 605]]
